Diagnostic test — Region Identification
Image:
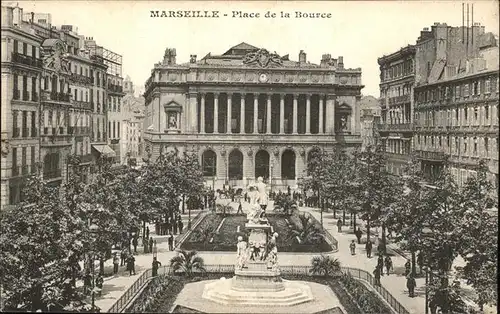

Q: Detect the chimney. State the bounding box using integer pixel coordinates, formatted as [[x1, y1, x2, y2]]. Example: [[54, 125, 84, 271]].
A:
[[299, 50, 306, 63], [30, 12, 34, 23], [338, 56, 344, 69]]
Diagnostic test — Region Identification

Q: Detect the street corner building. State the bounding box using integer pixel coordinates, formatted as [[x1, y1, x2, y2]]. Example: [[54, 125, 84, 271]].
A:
[[143, 42, 364, 190]]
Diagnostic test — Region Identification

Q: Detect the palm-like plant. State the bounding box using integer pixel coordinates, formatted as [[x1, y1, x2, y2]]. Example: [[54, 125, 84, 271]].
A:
[[310, 255, 341, 277], [169, 249, 206, 277], [289, 213, 323, 244]]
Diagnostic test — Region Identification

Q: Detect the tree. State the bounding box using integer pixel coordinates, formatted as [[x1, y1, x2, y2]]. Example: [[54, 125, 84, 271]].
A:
[[310, 255, 341, 277], [0, 174, 89, 312], [454, 161, 498, 310], [170, 250, 206, 277], [353, 145, 395, 244]]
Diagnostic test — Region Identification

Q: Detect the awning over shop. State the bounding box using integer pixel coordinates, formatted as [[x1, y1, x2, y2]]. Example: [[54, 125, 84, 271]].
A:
[[92, 144, 117, 158]]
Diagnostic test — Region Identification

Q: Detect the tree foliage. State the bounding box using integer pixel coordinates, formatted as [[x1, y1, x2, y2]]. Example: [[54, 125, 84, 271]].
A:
[[169, 250, 206, 277]]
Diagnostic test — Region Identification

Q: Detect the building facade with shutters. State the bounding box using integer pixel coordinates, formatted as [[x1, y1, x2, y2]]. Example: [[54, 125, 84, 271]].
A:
[[144, 43, 363, 190], [377, 45, 416, 175]]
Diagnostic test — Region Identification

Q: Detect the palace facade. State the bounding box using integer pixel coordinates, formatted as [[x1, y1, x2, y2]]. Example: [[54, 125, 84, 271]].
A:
[[143, 43, 363, 190]]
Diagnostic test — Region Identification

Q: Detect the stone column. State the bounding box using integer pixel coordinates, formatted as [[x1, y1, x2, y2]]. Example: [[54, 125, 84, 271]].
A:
[[305, 94, 311, 134], [253, 94, 258, 134], [293, 94, 298, 134], [188, 92, 198, 133], [325, 94, 335, 134], [266, 94, 272, 134], [240, 93, 245, 134], [319, 95, 324, 134], [227, 93, 232, 134], [214, 93, 219, 133], [279, 94, 285, 134], [200, 93, 205, 133]]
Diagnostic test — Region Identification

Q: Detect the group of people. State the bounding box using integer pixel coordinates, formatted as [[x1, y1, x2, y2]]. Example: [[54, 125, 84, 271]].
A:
[[115, 249, 137, 276], [155, 215, 184, 236]]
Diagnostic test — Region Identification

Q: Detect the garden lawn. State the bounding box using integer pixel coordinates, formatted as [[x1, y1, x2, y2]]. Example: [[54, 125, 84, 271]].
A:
[[180, 213, 333, 253]]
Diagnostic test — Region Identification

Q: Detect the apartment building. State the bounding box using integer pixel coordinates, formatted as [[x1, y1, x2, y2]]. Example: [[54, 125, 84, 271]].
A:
[[377, 45, 416, 175], [1, 5, 43, 207]]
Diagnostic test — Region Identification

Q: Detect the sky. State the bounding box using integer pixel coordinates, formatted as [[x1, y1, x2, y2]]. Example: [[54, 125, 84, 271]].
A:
[[13, 0, 499, 97]]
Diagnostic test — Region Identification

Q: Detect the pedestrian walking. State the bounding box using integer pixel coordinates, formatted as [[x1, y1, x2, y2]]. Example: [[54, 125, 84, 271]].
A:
[[132, 236, 138, 254], [404, 259, 411, 277], [355, 228, 363, 244], [113, 253, 119, 275], [127, 254, 136, 276], [83, 271, 92, 295], [168, 232, 174, 251], [95, 273, 104, 296], [373, 266, 381, 286], [152, 257, 162, 277], [143, 237, 149, 254], [121, 248, 128, 267], [349, 240, 356, 255], [384, 255, 393, 275], [236, 201, 243, 214], [337, 218, 343, 232], [377, 255, 384, 275], [173, 217, 178, 234], [406, 274, 416, 297], [417, 251, 423, 274], [178, 219, 184, 234], [145, 226, 150, 240], [149, 236, 154, 253], [365, 240, 373, 258]]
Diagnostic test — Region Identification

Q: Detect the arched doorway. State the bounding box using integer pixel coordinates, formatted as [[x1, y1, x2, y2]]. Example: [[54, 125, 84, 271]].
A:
[[281, 149, 296, 180], [228, 149, 243, 180], [201, 150, 217, 177], [255, 150, 270, 180]]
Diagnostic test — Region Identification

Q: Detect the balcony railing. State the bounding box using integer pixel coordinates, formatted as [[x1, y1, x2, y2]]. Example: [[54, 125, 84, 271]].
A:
[[415, 149, 447, 161], [377, 123, 414, 132], [11, 52, 43, 68], [42, 91, 71, 103], [107, 84, 123, 93], [73, 100, 92, 110], [44, 169, 62, 179], [70, 73, 93, 85], [388, 94, 410, 106]]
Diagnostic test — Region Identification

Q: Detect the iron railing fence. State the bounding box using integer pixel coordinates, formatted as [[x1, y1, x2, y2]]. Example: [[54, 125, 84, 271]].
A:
[[107, 264, 410, 314]]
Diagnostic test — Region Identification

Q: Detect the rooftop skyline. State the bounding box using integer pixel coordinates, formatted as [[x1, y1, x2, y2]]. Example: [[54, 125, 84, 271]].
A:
[[11, 0, 499, 97]]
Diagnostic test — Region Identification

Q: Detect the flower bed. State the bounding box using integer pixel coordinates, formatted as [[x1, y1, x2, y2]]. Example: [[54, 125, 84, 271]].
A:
[[180, 213, 333, 252], [127, 272, 391, 314]]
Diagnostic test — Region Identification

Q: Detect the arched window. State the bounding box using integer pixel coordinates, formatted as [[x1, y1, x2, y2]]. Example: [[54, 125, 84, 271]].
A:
[[202, 150, 216, 177], [228, 149, 243, 180], [281, 149, 296, 180], [255, 150, 270, 179]]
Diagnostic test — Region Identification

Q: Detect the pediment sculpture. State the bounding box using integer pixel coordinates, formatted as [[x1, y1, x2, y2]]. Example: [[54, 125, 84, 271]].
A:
[[243, 49, 283, 68], [43, 41, 70, 75]]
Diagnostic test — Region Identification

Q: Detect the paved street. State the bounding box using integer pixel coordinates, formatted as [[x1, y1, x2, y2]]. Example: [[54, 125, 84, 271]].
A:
[[88, 200, 493, 314]]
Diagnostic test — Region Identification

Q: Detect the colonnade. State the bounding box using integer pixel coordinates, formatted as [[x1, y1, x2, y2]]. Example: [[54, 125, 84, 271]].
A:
[[194, 92, 336, 135]]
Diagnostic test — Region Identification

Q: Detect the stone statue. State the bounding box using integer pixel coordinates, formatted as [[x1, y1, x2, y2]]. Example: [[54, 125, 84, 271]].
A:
[[255, 177, 269, 211], [340, 116, 348, 130], [246, 202, 264, 224], [168, 113, 178, 129], [236, 236, 248, 270]]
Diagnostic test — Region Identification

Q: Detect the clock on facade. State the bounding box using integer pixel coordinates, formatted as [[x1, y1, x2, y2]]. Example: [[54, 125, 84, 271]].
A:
[[259, 73, 268, 83]]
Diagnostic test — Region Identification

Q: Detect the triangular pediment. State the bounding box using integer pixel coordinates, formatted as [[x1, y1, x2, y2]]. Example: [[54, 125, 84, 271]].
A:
[[164, 101, 182, 111], [336, 102, 352, 112], [223, 42, 259, 56]]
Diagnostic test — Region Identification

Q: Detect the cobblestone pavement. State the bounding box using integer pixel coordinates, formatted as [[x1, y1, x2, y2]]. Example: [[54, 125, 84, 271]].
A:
[[88, 200, 493, 313]]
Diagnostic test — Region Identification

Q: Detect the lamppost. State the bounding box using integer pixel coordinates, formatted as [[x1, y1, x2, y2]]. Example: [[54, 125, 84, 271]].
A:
[[88, 223, 99, 312], [422, 226, 433, 314]]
